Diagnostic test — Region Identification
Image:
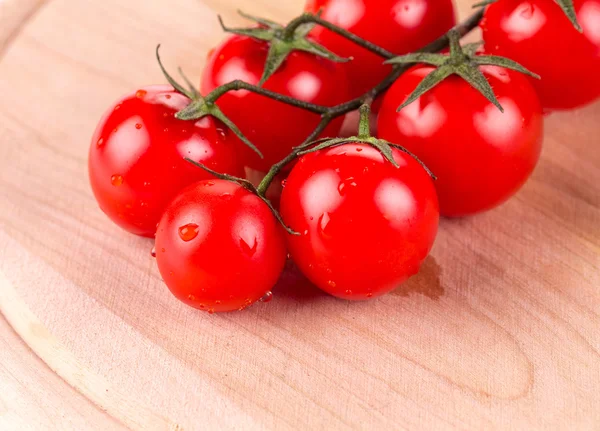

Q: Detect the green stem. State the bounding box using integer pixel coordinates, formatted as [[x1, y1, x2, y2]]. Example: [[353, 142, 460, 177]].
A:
[[282, 13, 396, 59], [447, 29, 462, 56], [256, 8, 485, 195], [357, 104, 371, 139], [205, 80, 328, 114], [256, 115, 331, 195]]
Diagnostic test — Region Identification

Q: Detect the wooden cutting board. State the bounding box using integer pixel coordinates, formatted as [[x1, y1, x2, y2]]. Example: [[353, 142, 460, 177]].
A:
[[1, 0, 599, 429]]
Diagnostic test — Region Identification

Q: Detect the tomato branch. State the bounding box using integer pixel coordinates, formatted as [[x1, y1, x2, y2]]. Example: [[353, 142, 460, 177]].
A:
[[256, 9, 485, 195], [205, 80, 329, 114], [282, 13, 397, 59]]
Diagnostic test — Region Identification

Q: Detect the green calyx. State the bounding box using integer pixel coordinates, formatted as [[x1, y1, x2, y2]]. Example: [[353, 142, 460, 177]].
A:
[[473, 0, 582, 32], [298, 104, 436, 178], [555, 0, 583, 32], [155, 45, 263, 159], [219, 10, 350, 86], [385, 29, 540, 113], [184, 158, 298, 236]]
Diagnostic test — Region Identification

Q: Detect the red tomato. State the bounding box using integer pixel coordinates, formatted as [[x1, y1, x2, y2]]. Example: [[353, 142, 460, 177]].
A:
[[377, 65, 543, 217], [155, 179, 287, 312], [89, 86, 245, 237], [305, 0, 456, 100], [201, 35, 350, 172], [280, 144, 439, 299], [482, 0, 600, 110]]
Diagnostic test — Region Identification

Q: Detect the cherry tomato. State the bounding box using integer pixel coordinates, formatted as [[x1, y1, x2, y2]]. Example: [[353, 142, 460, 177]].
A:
[[155, 179, 287, 312], [89, 86, 245, 237], [280, 144, 439, 299], [201, 35, 350, 172], [377, 65, 543, 217], [482, 0, 600, 110], [305, 0, 456, 101]]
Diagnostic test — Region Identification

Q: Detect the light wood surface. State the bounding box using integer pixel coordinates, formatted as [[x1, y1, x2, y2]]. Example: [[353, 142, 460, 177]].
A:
[[0, 0, 599, 429]]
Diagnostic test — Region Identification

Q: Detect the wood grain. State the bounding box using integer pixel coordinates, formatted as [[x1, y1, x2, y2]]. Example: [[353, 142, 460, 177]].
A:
[[0, 0, 599, 429]]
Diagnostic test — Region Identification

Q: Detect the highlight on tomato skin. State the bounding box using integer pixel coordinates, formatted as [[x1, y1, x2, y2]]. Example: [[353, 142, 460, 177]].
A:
[[88, 85, 245, 237], [304, 0, 457, 101], [279, 143, 440, 300], [377, 64, 544, 217], [201, 34, 350, 173], [154, 179, 287, 313], [481, 0, 600, 111]]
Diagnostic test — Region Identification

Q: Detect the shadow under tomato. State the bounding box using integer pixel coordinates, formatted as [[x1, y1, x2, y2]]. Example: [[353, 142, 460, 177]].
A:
[[389, 256, 444, 300], [271, 259, 327, 303]]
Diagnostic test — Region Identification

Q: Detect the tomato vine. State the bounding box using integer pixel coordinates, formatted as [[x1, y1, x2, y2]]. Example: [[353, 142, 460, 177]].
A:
[[155, 7, 525, 231]]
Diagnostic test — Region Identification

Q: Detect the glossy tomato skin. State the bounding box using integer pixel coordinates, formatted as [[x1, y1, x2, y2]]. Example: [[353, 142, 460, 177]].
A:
[[482, 0, 600, 110], [155, 180, 287, 312], [201, 35, 350, 172], [280, 144, 439, 300], [305, 0, 456, 101], [89, 86, 244, 237], [378, 65, 543, 217]]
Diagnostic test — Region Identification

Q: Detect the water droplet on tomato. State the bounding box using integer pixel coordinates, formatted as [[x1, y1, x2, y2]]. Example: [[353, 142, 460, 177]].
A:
[[165, 94, 172, 99], [260, 291, 273, 303], [309, 216, 314, 221], [163, 112, 169, 118], [136, 89, 147, 98], [366, 293, 373, 298], [303, 229, 309, 235], [161, 248, 166, 253], [199, 304, 206, 309], [96, 138, 104, 147], [519, 3, 534, 18], [151, 247, 156, 257], [135, 123, 142, 130], [111, 175, 123, 186], [328, 280, 337, 288], [179, 223, 199, 242], [208, 308, 215, 314], [337, 177, 357, 195], [281, 179, 287, 188], [345, 289, 352, 295], [144, 181, 151, 187], [216, 128, 227, 139], [318, 212, 332, 238], [112, 128, 118, 133], [240, 236, 258, 256], [188, 294, 196, 301], [356, 147, 363, 152], [215, 300, 222, 305], [205, 181, 215, 186]]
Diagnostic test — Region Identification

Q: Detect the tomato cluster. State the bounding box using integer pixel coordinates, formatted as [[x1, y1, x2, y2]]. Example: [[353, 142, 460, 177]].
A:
[[89, 0, 599, 313]]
